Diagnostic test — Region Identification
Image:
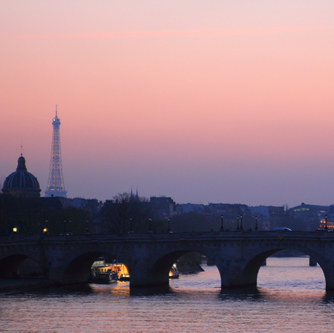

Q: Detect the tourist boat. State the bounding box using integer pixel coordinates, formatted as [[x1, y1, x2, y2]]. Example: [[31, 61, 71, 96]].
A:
[[91, 258, 130, 282], [169, 264, 180, 279], [94, 269, 118, 284], [92, 258, 179, 282], [111, 263, 130, 281]]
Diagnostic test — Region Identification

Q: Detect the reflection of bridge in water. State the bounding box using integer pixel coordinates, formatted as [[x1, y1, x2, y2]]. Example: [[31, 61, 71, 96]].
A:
[[1, 231, 334, 289]]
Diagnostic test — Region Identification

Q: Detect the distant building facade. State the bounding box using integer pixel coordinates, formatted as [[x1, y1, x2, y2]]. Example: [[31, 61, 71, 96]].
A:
[[318, 205, 334, 231], [68, 198, 103, 215], [287, 203, 328, 231], [150, 196, 177, 220]]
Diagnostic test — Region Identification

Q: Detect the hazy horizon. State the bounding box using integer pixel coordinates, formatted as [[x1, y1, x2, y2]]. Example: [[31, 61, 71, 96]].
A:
[[1, 1, 334, 207]]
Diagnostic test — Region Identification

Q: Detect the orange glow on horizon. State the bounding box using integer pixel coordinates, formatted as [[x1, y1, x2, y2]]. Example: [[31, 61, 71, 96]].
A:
[[17, 25, 334, 39]]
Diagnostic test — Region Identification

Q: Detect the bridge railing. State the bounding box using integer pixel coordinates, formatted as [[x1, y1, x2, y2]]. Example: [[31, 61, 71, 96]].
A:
[[0, 230, 333, 245]]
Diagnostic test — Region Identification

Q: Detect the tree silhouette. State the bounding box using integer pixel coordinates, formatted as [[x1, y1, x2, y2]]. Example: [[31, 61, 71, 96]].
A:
[[99, 192, 150, 234]]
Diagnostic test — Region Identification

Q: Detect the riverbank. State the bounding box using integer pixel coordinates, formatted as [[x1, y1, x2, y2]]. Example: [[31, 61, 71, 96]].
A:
[[0, 278, 51, 293]]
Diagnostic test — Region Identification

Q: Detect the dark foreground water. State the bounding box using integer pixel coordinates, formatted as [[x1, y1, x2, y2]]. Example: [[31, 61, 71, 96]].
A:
[[1, 257, 334, 332]]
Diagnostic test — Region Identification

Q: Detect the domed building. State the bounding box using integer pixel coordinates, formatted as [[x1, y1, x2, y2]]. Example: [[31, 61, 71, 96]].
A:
[[2, 155, 41, 198]]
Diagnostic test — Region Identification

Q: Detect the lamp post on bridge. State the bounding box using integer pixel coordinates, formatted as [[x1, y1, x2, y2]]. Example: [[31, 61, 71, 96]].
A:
[[129, 218, 134, 234], [236, 216, 239, 231], [148, 218, 153, 233], [43, 220, 48, 234], [240, 215, 244, 231], [255, 216, 258, 230], [220, 215, 224, 232], [325, 215, 328, 230]]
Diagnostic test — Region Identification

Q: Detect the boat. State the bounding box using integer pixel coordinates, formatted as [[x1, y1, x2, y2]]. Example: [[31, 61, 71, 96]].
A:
[[110, 263, 130, 281], [94, 269, 118, 284], [91, 258, 130, 282], [169, 264, 180, 279], [91, 258, 179, 282]]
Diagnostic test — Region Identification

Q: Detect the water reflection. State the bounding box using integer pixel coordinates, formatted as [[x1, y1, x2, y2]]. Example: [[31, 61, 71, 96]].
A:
[[1, 259, 334, 332], [11, 284, 96, 298], [130, 285, 173, 297], [322, 290, 334, 304], [218, 288, 262, 302], [90, 282, 130, 297], [258, 288, 325, 304], [217, 286, 330, 307]]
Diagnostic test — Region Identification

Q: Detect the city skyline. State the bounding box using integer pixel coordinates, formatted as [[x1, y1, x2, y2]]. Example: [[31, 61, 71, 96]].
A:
[[1, 2, 334, 207]]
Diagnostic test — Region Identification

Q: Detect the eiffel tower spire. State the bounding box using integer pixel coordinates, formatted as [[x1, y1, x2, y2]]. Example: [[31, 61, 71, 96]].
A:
[[45, 105, 67, 197]]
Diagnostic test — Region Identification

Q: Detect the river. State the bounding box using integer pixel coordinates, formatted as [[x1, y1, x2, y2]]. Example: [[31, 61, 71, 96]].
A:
[[1, 257, 334, 332]]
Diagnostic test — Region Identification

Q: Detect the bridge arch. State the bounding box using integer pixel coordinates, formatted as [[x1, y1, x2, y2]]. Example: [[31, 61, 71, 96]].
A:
[[0, 253, 44, 278], [50, 251, 131, 285], [149, 250, 189, 286], [143, 247, 219, 288], [241, 245, 327, 289]]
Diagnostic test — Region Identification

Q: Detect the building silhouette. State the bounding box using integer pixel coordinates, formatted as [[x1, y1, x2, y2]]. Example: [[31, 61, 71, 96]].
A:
[[45, 106, 67, 197], [2, 154, 41, 198]]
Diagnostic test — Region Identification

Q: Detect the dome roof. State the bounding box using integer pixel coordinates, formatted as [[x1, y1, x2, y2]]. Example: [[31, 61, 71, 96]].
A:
[[2, 155, 41, 197]]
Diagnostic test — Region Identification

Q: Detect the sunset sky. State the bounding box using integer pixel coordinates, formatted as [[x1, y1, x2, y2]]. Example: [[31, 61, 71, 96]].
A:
[[1, 1, 334, 207]]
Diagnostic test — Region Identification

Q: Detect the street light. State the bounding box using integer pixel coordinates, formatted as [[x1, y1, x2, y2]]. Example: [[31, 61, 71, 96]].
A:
[[129, 218, 134, 233], [220, 215, 224, 232], [167, 218, 171, 233], [148, 218, 152, 233], [236, 216, 239, 231], [13, 227, 17, 233], [255, 216, 258, 230], [240, 215, 244, 231], [325, 215, 328, 230]]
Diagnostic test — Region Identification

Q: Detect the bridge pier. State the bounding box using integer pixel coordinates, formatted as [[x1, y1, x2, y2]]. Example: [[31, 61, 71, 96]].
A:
[[309, 257, 317, 266], [217, 260, 257, 289], [129, 268, 169, 288], [128, 256, 171, 288], [320, 263, 334, 290]]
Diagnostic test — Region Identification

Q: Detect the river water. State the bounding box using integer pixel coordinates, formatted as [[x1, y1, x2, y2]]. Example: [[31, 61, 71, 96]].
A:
[[1, 257, 334, 332]]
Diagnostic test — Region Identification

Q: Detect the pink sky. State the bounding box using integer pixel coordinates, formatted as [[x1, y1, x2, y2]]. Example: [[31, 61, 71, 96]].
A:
[[1, 1, 334, 207]]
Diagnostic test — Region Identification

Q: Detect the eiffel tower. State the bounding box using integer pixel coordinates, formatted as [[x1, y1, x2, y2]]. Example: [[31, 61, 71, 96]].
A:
[[45, 105, 67, 197]]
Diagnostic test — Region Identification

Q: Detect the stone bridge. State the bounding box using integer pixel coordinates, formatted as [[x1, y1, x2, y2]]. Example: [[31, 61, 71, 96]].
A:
[[1, 231, 334, 289]]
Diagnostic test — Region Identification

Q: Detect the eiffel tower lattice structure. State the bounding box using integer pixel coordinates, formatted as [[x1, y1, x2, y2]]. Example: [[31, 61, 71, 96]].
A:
[[45, 105, 67, 197]]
